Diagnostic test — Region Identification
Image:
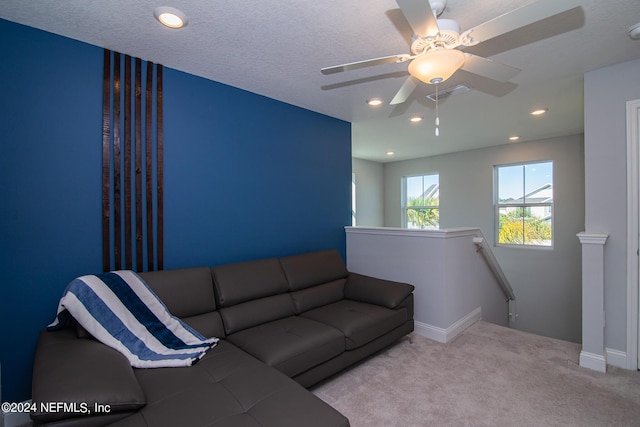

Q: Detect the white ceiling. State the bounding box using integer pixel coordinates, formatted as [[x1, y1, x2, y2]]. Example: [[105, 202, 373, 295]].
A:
[[1, 0, 639, 163]]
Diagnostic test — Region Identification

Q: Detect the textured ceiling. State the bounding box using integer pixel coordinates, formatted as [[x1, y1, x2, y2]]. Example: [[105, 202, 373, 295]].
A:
[[1, 0, 639, 162]]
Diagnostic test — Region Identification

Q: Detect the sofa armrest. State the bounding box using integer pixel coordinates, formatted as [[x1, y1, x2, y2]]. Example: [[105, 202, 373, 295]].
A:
[[344, 273, 414, 309], [31, 328, 146, 423]]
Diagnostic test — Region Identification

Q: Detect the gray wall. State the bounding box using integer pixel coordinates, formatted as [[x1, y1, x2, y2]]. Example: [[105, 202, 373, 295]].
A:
[[374, 135, 585, 343], [352, 158, 384, 227], [584, 58, 640, 353], [346, 227, 509, 335]]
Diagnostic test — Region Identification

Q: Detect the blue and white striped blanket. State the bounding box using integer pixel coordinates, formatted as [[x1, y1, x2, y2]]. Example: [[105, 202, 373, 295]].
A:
[[49, 270, 218, 368]]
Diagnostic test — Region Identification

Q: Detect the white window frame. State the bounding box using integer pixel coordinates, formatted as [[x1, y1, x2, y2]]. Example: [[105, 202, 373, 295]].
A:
[[494, 160, 554, 249], [402, 173, 439, 229]]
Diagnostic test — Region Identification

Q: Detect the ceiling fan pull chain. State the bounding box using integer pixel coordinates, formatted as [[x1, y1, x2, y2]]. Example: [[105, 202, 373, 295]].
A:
[[435, 83, 440, 136]]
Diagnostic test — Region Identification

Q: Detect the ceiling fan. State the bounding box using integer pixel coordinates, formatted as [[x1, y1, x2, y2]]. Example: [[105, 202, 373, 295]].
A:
[[321, 0, 580, 105]]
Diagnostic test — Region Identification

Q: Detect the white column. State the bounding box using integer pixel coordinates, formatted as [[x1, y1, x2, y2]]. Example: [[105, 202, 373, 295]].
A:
[[577, 232, 609, 372]]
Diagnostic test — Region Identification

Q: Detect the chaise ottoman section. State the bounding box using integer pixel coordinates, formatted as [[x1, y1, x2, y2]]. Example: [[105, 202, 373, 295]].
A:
[[112, 340, 348, 427], [226, 316, 345, 377], [31, 327, 146, 426]]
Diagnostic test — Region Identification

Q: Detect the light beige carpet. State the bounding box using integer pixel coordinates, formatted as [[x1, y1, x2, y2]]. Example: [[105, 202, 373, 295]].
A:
[[311, 321, 640, 427]]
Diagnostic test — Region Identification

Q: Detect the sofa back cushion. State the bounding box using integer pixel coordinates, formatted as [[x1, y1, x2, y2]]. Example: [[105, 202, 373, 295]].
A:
[[212, 258, 295, 335], [280, 250, 348, 291], [219, 294, 294, 335], [212, 258, 289, 306], [138, 267, 224, 339], [291, 279, 346, 314]]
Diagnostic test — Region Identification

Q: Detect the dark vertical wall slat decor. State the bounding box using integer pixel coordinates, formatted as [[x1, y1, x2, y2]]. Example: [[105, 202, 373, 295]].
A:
[[135, 57, 143, 271], [124, 54, 132, 269], [102, 50, 111, 272], [102, 49, 163, 272], [145, 62, 155, 271], [113, 52, 122, 270], [156, 66, 164, 270]]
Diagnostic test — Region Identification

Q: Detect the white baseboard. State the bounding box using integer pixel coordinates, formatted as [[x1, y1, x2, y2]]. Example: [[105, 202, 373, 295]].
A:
[[578, 348, 628, 371], [605, 348, 628, 369], [414, 307, 482, 343], [414, 321, 447, 343], [579, 351, 607, 372]]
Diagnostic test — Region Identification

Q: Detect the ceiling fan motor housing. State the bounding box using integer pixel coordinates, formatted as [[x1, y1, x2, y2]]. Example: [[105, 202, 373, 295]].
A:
[[411, 18, 461, 54]]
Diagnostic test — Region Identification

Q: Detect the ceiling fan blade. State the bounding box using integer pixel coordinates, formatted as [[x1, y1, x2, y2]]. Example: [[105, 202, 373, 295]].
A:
[[321, 54, 410, 75], [396, 0, 440, 38], [464, 0, 580, 45], [461, 54, 521, 82], [390, 77, 418, 105]]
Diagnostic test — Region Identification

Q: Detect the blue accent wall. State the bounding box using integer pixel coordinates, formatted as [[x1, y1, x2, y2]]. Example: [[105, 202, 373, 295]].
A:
[[162, 69, 351, 267], [0, 18, 351, 402]]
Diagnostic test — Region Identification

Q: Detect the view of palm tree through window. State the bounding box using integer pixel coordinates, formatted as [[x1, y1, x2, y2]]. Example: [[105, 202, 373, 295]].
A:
[[404, 174, 439, 229], [496, 161, 553, 246]]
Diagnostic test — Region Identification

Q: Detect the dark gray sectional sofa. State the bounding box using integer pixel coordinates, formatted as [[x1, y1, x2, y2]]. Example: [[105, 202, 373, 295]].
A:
[[31, 250, 415, 426]]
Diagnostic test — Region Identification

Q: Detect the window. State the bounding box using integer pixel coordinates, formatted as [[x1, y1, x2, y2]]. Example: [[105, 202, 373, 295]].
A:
[[403, 174, 439, 229], [495, 161, 553, 247]]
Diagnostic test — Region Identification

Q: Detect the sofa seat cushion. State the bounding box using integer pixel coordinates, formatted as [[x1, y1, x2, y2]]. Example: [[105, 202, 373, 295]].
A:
[[226, 316, 345, 377], [301, 300, 408, 350], [113, 340, 348, 427]]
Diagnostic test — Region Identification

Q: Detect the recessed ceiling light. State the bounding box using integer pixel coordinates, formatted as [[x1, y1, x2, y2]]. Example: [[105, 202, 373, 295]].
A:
[[409, 115, 423, 123], [509, 135, 520, 141], [386, 151, 395, 156], [530, 108, 548, 116], [154, 6, 188, 29], [366, 98, 383, 106]]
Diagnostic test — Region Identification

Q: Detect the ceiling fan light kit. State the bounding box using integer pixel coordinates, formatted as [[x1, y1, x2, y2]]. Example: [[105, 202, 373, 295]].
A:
[[408, 49, 465, 84]]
